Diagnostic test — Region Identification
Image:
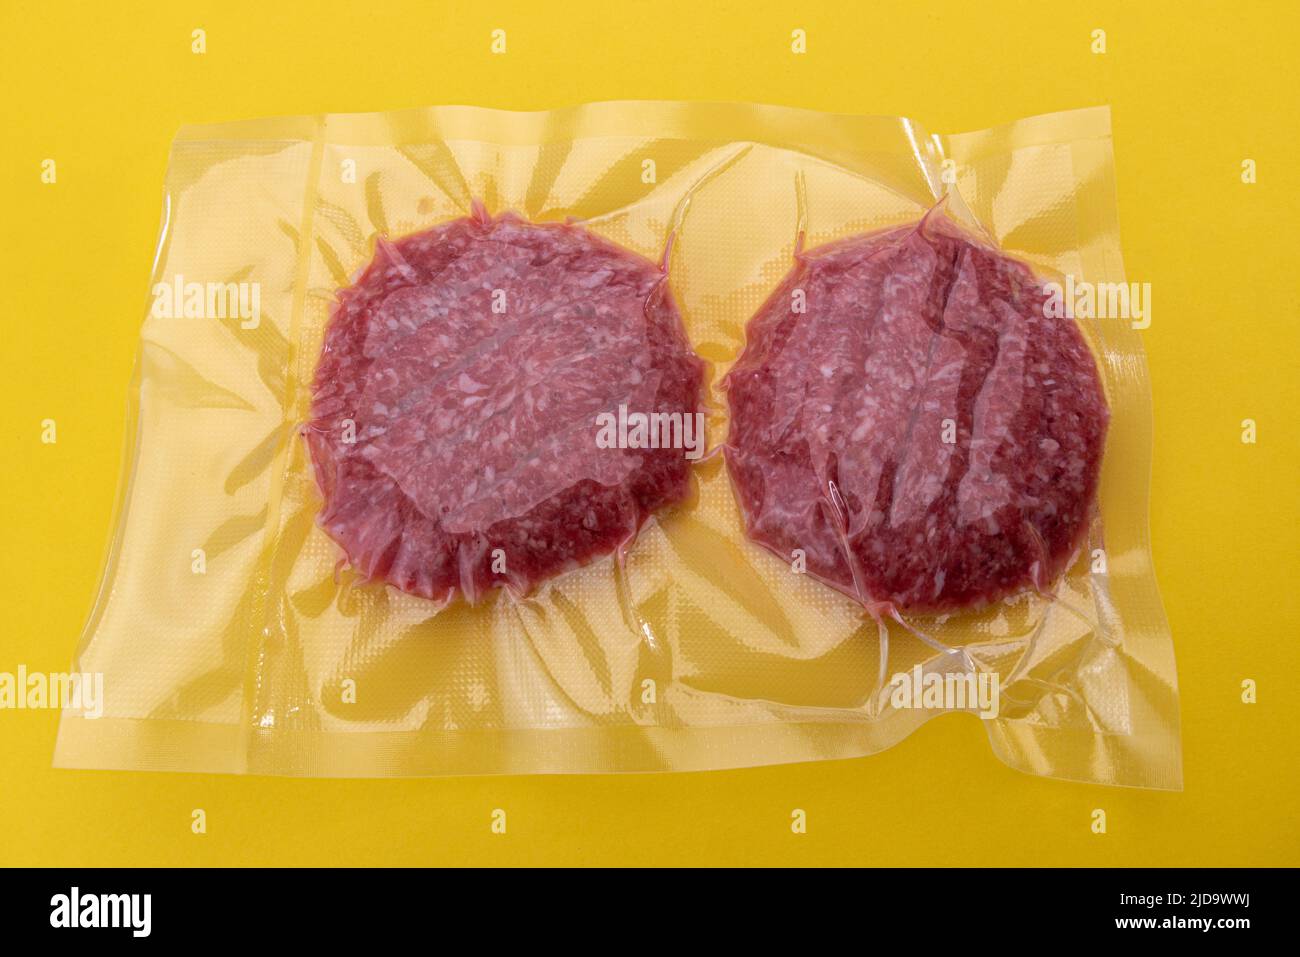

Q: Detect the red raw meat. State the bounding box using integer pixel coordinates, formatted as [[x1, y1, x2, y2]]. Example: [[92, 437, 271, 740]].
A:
[[723, 212, 1109, 614], [306, 207, 704, 604]]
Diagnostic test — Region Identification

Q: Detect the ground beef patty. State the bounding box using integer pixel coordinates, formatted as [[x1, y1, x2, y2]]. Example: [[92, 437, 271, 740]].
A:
[[724, 212, 1109, 614], [306, 207, 704, 603]]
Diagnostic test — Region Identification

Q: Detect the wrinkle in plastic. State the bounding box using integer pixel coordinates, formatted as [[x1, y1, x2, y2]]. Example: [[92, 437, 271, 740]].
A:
[[55, 102, 1181, 787]]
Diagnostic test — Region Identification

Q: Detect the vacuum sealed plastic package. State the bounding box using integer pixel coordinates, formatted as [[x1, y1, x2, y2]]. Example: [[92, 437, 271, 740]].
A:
[[56, 101, 1181, 787]]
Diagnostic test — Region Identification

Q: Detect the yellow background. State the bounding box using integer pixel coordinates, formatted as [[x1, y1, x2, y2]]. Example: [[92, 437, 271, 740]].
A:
[[1, 0, 1296, 866]]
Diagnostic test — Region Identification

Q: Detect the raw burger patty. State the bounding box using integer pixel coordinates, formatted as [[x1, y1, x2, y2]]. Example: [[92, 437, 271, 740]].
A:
[[306, 208, 704, 603], [724, 213, 1109, 614]]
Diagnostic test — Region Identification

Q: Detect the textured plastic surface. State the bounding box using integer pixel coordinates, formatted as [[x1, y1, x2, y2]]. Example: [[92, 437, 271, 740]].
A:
[[54, 101, 1181, 787]]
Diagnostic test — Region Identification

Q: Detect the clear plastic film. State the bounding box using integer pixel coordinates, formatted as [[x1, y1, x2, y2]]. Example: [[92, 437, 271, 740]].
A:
[[55, 102, 1181, 787]]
